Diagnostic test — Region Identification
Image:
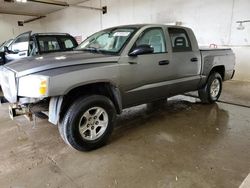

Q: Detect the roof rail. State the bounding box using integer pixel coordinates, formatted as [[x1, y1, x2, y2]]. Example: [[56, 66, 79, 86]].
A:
[[33, 33, 70, 36]]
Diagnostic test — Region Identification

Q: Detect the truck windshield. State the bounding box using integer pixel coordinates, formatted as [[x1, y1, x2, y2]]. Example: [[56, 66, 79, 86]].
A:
[[76, 28, 136, 54]]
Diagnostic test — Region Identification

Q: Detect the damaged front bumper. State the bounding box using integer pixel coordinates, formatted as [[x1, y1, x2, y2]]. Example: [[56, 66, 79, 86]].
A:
[[7, 96, 63, 125], [8, 104, 33, 121]]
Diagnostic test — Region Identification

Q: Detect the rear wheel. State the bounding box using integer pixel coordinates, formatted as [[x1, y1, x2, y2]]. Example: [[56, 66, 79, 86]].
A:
[[59, 95, 116, 151], [198, 72, 222, 104]]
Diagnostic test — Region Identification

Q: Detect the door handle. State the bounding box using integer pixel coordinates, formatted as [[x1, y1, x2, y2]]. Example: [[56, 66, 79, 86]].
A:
[[159, 60, 170, 65], [190, 57, 198, 62]]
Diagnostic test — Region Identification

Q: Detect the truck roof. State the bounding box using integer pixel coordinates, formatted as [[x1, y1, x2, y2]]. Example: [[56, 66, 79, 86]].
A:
[[32, 33, 71, 36], [107, 24, 191, 30]]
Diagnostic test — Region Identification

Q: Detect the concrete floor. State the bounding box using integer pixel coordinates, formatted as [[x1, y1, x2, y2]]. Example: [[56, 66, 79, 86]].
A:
[[0, 80, 250, 188]]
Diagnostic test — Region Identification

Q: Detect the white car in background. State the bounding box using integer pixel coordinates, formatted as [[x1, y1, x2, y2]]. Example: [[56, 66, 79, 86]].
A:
[[0, 31, 78, 65]]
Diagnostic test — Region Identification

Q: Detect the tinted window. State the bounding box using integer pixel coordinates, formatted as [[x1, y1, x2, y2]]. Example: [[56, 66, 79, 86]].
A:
[[136, 28, 166, 53], [60, 37, 75, 49], [38, 36, 60, 52], [168, 28, 192, 52]]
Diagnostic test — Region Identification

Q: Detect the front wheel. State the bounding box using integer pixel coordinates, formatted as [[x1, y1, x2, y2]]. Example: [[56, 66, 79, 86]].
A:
[[59, 95, 116, 151], [198, 72, 222, 104]]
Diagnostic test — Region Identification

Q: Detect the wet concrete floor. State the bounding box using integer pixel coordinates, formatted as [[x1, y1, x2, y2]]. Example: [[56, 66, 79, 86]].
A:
[[0, 81, 250, 188]]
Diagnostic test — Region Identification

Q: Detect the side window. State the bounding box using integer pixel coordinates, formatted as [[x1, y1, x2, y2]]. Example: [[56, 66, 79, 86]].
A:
[[38, 36, 60, 52], [9, 33, 30, 52], [168, 28, 192, 52], [60, 37, 75, 49], [135, 28, 166, 53]]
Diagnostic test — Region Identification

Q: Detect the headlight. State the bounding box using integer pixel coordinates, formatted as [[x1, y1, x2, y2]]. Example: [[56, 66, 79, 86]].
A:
[[18, 75, 49, 98]]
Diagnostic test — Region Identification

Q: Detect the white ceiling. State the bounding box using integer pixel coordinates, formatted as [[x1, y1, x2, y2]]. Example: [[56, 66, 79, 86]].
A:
[[0, 0, 90, 16]]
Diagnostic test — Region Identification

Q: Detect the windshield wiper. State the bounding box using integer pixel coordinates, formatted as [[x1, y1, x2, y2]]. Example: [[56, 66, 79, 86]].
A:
[[76, 47, 114, 55]]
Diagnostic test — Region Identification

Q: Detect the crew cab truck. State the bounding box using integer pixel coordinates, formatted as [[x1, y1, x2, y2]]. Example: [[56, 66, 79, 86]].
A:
[[0, 24, 235, 151], [0, 31, 78, 65]]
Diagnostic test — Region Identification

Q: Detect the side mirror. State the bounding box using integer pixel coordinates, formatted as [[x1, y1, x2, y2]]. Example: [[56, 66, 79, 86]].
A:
[[129, 44, 154, 56], [4, 46, 18, 54]]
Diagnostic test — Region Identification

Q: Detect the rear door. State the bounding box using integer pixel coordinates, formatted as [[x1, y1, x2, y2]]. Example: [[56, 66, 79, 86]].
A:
[[167, 27, 201, 94], [5, 31, 31, 62]]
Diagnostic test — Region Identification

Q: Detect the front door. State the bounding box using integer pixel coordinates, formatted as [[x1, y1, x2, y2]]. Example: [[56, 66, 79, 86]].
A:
[[119, 27, 175, 107], [5, 31, 31, 62]]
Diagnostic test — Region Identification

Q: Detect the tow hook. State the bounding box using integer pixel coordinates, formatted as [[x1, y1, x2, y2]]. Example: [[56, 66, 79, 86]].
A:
[[8, 105, 33, 121]]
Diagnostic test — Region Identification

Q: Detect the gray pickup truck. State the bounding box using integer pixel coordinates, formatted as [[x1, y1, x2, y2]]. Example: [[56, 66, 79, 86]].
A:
[[0, 24, 235, 151]]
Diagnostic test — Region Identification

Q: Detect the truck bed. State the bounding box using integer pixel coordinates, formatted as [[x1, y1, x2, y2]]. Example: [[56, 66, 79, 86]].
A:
[[200, 48, 231, 51], [200, 48, 235, 81]]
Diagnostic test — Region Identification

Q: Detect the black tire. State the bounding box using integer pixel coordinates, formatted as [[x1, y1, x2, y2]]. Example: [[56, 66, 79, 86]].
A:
[[198, 72, 222, 104], [59, 95, 116, 151]]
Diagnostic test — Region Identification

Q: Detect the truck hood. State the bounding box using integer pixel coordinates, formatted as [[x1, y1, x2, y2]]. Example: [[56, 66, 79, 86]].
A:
[[4, 51, 120, 77]]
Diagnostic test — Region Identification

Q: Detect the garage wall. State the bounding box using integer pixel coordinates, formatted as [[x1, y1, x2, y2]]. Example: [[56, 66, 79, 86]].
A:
[[38, 0, 250, 81], [0, 14, 43, 43], [101, 0, 250, 44], [41, 0, 102, 40]]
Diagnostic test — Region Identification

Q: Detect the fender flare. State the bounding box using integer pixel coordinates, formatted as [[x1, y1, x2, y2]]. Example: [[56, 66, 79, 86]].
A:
[[48, 96, 63, 125], [48, 83, 123, 125]]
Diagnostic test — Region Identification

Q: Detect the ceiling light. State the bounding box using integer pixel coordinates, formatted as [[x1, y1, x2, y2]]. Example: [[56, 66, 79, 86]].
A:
[[237, 22, 245, 30], [236, 20, 250, 30], [16, 0, 27, 3]]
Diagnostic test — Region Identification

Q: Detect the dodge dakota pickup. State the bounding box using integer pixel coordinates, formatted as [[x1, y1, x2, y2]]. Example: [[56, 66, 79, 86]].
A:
[[0, 24, 235, 151]]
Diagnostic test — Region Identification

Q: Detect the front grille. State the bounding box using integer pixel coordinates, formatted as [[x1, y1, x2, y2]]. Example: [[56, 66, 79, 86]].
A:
[[0, 67, 17, 103]]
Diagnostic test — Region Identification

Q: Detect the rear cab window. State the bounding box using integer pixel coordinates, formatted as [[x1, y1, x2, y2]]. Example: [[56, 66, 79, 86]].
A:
[[37, 36, 60, 53], [168, 28, 192, 52], [37, 35, 77, 53], [59, 36, 77, 50]]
